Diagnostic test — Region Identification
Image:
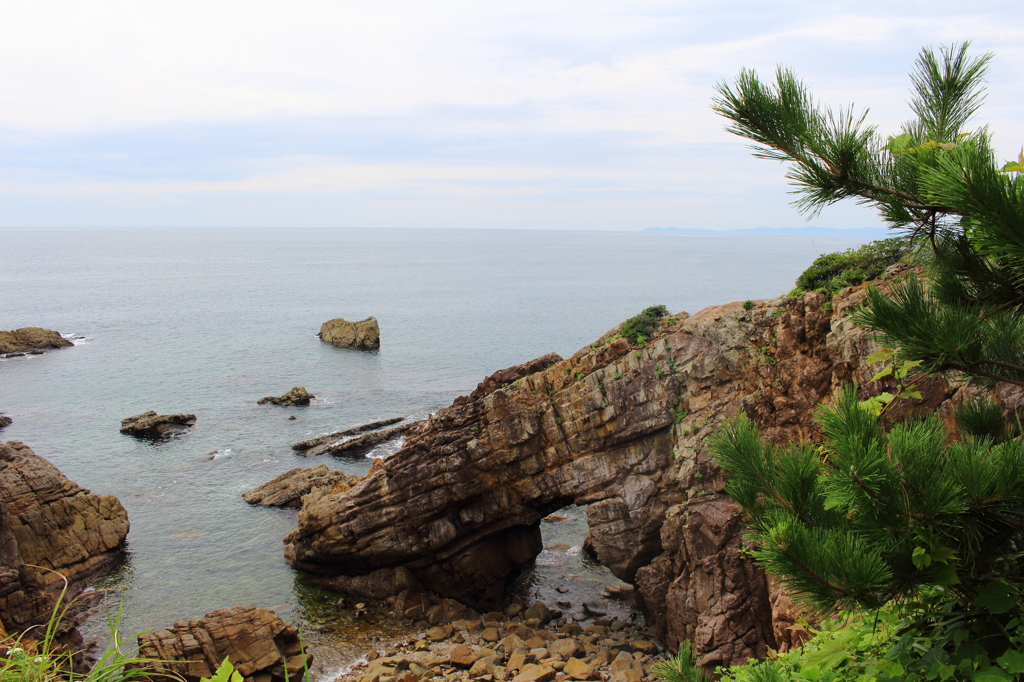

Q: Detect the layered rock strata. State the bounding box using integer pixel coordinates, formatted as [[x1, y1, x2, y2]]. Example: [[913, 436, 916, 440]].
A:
[[0, 441, 129, 634], [243, 465, 362, 508], [285, 282, 991, 669], [298, 424, 410, 458], [320, 316, 381, 350], [258, 386, 315, 406], [293, 417, 406, 451], [134, 605, 311, 682], [120, 411, 197, 438], [0, 328, 73, 355]]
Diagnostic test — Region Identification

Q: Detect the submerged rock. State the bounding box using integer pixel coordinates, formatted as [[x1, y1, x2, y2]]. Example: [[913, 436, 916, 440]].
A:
[[300, 424, 409, 458], [0, 327, 73, 355], [243, 464, 361, 508], [0, 440, 129, 634], [320, 316, 381, 350], [292, 416, 406, 451], [119, 411, 196, 439], [134, 605, 311, 682], [257, 386, 315, 406]]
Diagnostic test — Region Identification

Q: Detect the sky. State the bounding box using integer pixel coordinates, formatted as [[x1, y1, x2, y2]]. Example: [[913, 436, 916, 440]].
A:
[[1, 1, 1022, 231]]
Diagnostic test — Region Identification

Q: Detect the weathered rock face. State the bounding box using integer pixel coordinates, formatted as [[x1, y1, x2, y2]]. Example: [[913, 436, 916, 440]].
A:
[[244, 465, 362, 508], [120, 411, 196, 438], [134, 606, 311, 682], [0, 328, 73, 355], [258, 386, 315, 406], [0, 441, 129, 634], [292, 417, 406, 452], [320, 316, 381, 350], [285, 281, 996, 669]]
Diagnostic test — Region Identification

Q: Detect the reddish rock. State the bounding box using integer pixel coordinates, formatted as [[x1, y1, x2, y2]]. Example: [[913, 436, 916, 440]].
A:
[[243, 465, 359, 508], [134, 605, 310, 681], [0, 441, 129, 634], [284, 274, 1014, 671]]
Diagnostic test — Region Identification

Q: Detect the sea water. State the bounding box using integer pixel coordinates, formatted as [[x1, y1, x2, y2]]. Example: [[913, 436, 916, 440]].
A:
[[0, 227, 870, 666]]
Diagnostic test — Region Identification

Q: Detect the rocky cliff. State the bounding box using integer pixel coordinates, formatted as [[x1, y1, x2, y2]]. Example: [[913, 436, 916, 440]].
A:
[[285, 281, 994, 670], [0, 441, 130, 634]]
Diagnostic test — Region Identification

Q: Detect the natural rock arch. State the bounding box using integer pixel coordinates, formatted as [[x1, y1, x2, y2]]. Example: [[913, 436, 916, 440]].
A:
[[284, 285, 976, 668]]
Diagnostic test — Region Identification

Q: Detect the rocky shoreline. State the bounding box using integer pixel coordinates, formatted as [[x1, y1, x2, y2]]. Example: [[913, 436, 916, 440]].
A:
[[338, 604, 663, 682], [0, 327, 73, 357]]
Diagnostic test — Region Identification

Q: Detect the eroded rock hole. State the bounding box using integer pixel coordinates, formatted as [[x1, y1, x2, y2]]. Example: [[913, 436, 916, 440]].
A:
[[510, 505, 642, 626]]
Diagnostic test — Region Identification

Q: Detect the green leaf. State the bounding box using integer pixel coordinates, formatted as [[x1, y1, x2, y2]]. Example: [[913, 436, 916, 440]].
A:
[[973, 668, 1011, 682], [904, 391, 924, 400], [877, 392, 895, 404], [201, 657, 243, 682], [866, 349, 893, 364], [996, 649, 1024, 674], [932, 546, 957, 564], [976, 580, 1017, 614], [933, 562, 960, 585], [913, 546, 931, 569], [872, 367, 894, 381]]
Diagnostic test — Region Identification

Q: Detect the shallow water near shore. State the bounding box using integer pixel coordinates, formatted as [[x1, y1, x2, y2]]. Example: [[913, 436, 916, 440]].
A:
[[0, 227, 872, 670]]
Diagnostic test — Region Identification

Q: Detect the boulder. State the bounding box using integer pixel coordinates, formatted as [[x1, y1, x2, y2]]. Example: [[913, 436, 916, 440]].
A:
[[133, 605, 311, 682], [319, 316, 380, 350], [0, 441, 129, 634], [0, 328, 73, 355], [0, 415, 10, 430], [119, 411, 196, 439], [257, 386, 315, 406], [243, 465, 360, 508]]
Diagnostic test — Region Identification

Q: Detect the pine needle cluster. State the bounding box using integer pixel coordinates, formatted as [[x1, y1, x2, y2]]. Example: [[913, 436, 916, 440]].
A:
[[713, 42, 1024, 388]]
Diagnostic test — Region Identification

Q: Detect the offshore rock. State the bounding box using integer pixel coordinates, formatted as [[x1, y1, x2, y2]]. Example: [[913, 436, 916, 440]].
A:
[[292, 416, 406, 451], [0, 327, 73, 355], [285, 276, 991, 670], [320, 316, 381, 351], [243, 465, 362, 508], [300, 424, 409, 458], [0, 441, 129, 634], [119, 411, 196, 439], [258, 386, 315, 406], [134, 605, 311, 682], [0, 414, 10, 430]]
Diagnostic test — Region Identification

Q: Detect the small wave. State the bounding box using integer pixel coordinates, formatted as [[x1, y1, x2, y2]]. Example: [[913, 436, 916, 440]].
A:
[[207, 448, 233, 460], [365, 436, 405, 459]]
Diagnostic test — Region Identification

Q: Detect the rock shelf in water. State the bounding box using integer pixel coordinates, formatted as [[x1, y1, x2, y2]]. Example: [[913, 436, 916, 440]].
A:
[[120, 411, 197, 439], [244, 464, 362, 508], [0, 327, 73, 356], [258, 386, 315, 406]]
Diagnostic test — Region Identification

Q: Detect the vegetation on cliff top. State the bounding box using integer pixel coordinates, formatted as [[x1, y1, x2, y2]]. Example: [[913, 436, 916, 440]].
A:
[[790, 236, 917, 300], [621, 305, 669, 345]]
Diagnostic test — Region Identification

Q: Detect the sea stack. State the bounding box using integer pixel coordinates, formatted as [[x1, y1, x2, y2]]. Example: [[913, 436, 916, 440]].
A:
[[319, 316, 380, 350]]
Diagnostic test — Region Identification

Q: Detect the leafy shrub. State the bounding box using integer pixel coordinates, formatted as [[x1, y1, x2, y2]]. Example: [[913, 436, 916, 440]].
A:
[[792, 237, 915, 300], [621, 305, 669, 345]]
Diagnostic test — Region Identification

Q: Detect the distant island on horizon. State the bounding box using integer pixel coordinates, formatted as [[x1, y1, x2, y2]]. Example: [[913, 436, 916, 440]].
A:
[[642, 226, 889, 239]]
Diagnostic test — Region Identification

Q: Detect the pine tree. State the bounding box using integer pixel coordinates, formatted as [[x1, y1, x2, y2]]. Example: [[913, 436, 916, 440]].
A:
[[712, 43, 1024, 387]]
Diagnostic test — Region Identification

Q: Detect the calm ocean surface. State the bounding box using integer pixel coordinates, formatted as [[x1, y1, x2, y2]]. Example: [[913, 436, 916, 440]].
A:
[[0, 227, 870, 665]]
